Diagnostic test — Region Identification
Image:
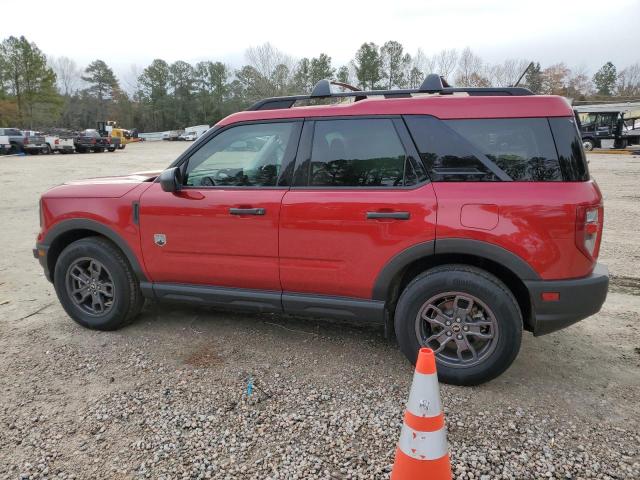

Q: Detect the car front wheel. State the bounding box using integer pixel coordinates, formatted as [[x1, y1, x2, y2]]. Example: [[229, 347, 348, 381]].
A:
[[394, 265, 522, 386], [53, 237, 144, 330], [583, 138, 596, 151]]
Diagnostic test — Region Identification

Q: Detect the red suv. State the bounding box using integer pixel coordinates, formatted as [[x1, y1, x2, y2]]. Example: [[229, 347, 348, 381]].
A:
[[34, 76, 608, 385]]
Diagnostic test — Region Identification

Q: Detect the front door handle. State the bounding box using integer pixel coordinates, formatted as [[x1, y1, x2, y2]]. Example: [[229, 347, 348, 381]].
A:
[[229, 207, 266, 216], [366, 211, 410, 220]]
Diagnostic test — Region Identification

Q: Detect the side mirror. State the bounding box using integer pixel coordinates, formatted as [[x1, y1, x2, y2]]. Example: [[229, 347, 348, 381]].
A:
[[159, 167, 182, 193]]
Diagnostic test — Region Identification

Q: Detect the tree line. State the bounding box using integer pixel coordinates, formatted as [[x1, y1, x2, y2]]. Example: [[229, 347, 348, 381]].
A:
[[1, 35, 639, 132]]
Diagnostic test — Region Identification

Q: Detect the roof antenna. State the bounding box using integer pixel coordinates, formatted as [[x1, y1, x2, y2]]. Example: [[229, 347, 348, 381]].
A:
[[513, 62, 534, 87]]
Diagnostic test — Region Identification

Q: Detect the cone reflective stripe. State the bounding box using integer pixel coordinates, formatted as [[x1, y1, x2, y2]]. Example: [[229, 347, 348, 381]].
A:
[[391, 348, 452, 480]]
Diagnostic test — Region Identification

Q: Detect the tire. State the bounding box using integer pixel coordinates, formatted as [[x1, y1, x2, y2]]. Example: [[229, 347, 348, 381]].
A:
[[614, 138, 628, 149], [45, 144, 52, 155], [53, 237, 144, 331], [582, 138, 596, 151], [118, 144, 126, 150], [9, 143, 20, 154], [394, 265, 522, 386]]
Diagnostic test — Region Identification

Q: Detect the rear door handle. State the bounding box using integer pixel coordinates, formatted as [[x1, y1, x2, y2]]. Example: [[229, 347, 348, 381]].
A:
[[366, 211, 410, 220], [229, 207, 265, 216]]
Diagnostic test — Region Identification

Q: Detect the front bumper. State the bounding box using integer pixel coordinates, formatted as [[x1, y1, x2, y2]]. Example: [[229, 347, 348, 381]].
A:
[[525, 263, 609, 336], [33, 245, 51, 282]]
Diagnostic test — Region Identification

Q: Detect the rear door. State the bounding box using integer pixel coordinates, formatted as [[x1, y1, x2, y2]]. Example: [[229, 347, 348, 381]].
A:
[[279, 117, 438, 300], [139, 120, 301, 291]]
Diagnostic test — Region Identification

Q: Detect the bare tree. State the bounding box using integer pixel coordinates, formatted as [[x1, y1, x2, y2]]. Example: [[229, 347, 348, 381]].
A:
[[541, 63, 571, 95], [488, 59, 530, 87], [245, 42, 294, 81], [121, 64, 142, 96], [435, 49, 458, 81], [617, 62, 640, 96], [567, 64, 593, 98], [48, 55, 82, 95], [455, 47, 487, 87]]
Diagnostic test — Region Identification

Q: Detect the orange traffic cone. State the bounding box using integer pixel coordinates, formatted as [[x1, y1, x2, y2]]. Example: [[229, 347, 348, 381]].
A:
[[391, 348, 452, 479]]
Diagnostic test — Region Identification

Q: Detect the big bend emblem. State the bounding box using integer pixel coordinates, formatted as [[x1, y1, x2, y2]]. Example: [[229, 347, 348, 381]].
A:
[[153, 234, 167, 247]]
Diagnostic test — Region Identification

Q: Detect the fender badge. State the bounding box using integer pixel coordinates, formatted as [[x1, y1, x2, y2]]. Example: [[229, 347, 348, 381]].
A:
[[154, 234, 167, 247]]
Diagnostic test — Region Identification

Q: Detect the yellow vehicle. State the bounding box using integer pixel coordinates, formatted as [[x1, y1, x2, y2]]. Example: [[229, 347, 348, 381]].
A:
[[109, 128, 130, 150], [97, 121, 131, 150]]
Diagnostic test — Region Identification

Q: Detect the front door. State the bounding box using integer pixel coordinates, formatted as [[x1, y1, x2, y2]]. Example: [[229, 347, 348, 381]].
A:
[[139, 120, 302, 291]]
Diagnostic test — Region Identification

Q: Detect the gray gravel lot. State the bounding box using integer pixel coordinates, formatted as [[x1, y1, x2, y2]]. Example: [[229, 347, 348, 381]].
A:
[[0, 144, 638, 479]]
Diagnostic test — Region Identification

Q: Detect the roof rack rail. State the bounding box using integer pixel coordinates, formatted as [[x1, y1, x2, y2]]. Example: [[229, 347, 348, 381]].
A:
[[246, 74, 534, 111]]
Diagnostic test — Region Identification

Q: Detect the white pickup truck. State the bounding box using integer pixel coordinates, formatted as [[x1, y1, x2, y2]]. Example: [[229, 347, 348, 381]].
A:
[[46, 136, 75, 154], [23, 131, 75, 154], [0, 135, 10, 154]]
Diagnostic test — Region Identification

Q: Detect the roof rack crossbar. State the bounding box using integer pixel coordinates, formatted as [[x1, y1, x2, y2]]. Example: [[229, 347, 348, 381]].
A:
[[246, 77, 534, 111]]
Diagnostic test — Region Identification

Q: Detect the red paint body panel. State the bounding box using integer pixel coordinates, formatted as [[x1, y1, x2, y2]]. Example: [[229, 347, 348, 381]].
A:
[[433, 181, 603, 280], [137, 183, 284, 290], [279, 185, 438, 298], [217, 95, 573, 127], [39, 182, 153, 279], [44, 172, 160, 198]]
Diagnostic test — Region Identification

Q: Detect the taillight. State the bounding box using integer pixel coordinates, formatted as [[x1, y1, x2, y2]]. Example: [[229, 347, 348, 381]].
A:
[[91, 138, 96, 144], [55, 139, 59, 145], [576, 205, 603, 260]]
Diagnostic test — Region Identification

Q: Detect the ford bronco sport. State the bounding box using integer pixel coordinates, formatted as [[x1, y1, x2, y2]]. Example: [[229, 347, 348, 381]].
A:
[[34, 75, 609, 385]]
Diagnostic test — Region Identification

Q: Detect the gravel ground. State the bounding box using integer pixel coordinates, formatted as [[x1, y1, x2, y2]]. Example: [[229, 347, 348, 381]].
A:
[[0, 144, 638, 479]]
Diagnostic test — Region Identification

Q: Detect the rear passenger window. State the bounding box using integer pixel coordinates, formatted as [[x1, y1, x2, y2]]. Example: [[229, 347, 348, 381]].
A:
[[308, 119, 410, 187], [405, 116, 563, 182]]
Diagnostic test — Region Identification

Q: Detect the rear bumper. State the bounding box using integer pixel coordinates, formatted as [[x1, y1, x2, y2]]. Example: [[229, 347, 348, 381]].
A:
[[525, 263, 609, 336]]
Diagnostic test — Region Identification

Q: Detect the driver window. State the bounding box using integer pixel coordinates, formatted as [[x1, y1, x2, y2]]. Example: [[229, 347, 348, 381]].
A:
[[184, 122, 295, 187]]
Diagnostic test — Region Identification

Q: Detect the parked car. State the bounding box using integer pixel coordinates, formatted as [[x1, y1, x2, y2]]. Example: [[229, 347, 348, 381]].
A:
[[74, 129, 112, 153], [0, 128, 47, 154], [26, 132, 75, 154], [0, 135, 10, 154], [180, 124, 209, 140], [163, 130, 183, 141], [33, 76, 608, 386], [46, 136, 75, 154], [179, 131, 197, 141]]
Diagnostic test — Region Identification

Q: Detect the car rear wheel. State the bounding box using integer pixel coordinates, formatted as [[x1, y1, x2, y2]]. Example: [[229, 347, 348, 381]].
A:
[[44, 144, 52, 154], [53, 237, 144, 330], [394, 265, 522, 386]]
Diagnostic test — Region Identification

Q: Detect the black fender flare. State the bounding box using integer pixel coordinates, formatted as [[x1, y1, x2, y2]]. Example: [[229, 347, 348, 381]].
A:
[[40, 218, 147, 282], [372, 238, 540, 301]]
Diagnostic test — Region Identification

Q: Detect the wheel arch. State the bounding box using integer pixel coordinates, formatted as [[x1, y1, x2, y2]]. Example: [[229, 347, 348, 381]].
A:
[[42, 219, 147, 283], [373, 239, 538, 331]]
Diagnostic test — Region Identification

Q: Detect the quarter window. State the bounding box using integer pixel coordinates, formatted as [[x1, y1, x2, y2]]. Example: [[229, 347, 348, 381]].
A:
[[405, 116, 563, 182], [308, 119, 410, 187], [184, 122, 296, 187]]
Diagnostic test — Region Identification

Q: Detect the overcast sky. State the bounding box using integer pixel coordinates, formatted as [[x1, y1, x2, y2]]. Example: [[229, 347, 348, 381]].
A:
[[5, 0, 639, 81]]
